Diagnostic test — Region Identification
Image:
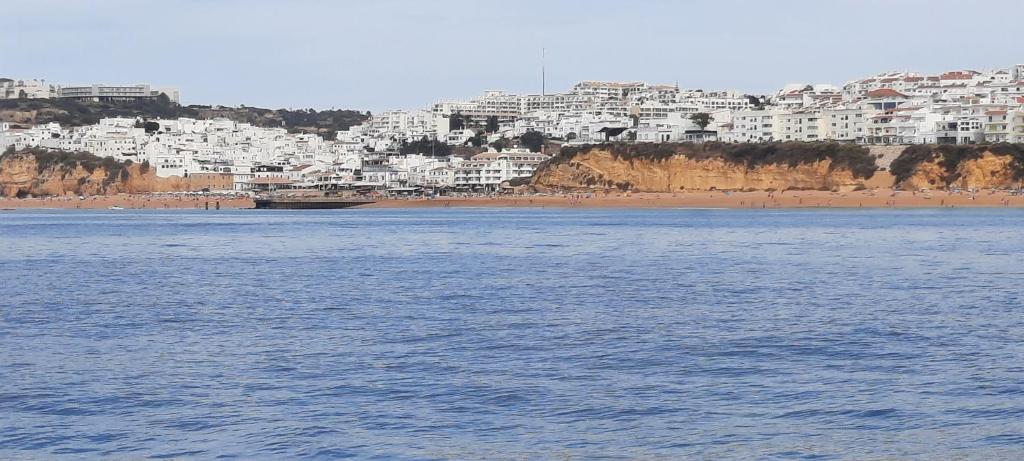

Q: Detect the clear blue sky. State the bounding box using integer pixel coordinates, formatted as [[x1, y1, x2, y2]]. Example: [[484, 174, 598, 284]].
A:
[[4, 0, 1023, 111]]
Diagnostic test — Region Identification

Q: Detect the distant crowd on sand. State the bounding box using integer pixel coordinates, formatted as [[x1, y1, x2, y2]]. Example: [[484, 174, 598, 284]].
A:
[[367, 188, 1024, 209], [0, 193, 254, 210], [2, 188, 1024, 210]]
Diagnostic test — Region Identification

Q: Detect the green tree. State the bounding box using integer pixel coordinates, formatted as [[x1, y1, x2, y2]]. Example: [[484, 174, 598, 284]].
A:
[[400, 136, 451, 157], [690, 112, 714, 131], [468, 131, 486, 147], [154, 92, 172, 106], [518, 131, 545, 153], [490, 137, 512, 152], [449, 112, 466, 131], [485, 115, 499, 133]]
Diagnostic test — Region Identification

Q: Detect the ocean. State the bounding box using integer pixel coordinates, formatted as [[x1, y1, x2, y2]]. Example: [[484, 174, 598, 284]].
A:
[[2, 208, 1023, 460]]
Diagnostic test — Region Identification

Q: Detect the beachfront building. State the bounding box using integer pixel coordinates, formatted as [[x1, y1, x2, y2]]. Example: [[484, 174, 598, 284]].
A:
[[454, 149, 550, 191]]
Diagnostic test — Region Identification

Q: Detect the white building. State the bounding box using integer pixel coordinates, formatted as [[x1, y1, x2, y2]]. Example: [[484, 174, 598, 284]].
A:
[[454, 149, 550, 190], [0, 79, 56, 99], [58, 84, 180, 103]]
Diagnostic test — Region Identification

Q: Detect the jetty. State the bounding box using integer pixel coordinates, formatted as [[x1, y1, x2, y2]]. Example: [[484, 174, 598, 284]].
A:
[[252, 196, 375, 209]]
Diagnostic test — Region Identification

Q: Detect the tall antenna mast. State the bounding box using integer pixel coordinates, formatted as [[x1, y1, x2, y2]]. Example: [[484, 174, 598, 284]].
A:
[[542, 47, 546, 96]]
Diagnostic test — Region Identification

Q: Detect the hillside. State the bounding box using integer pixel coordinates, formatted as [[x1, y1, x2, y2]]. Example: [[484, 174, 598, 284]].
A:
[[533, 142, 885, 192], [0, 96, 368, 140]]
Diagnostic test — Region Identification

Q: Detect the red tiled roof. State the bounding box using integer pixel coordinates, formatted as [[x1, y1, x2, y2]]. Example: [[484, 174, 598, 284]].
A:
[[986, 110, 1008, 116], [865, 88, 908, 98], [941, 71, 974, 80]]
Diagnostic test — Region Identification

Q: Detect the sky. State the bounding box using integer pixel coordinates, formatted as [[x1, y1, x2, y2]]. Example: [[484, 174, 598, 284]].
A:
[[5, 0, 1024, 111]]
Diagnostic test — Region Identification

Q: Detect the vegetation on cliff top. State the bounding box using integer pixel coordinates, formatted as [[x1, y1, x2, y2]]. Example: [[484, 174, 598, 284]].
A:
[[0, 96, 368, 140], [889, 143, 1024, 184], [550, 142, 878, 179]]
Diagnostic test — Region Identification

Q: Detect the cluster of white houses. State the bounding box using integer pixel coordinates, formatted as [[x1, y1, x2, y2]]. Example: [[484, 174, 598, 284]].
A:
[[724, 67, 1024, 145], [5, 64, 1024, 193], [353, 83, 754, 146], [359, 64, 1024, 147], [0, 117, 550, 193]]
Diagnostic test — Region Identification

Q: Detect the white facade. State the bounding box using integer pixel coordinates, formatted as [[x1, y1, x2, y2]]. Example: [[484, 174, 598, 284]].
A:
[[454, 149, 550, 189], [58, 84, 180, 103], [0, 79, 56, 99]]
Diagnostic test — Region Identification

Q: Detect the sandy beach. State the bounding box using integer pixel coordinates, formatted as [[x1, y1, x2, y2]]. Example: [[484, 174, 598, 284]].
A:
[[2, 189, 1024, 210], [0, 194, 255, 210], [366, 189, 1024, 209]]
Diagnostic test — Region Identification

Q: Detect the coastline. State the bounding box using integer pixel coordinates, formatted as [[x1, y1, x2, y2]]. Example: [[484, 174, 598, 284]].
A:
[[2, 189, 1023, 210], [0, 194, 254, 210], [367, 190, 1023, 209]]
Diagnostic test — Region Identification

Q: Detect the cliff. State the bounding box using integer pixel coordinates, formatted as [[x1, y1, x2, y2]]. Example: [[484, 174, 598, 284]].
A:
[[889, 144, 1024, 190], [0, 149, 200, 198], [532, 142, 884, 192]]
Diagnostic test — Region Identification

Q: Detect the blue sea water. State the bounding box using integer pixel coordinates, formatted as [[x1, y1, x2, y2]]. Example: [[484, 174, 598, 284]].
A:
[[1, 208, 1024, 460]]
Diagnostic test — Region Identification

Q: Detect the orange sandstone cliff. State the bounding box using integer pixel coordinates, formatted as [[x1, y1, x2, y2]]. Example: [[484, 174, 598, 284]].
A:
[[0, 150, 214, 198], [890, 144, 1024, 190], [532, 143, 888, 192]]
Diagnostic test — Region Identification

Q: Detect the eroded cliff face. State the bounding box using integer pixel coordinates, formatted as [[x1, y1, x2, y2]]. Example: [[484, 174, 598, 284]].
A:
[[532, 149, 879, 192], [0, 153, 193, 197], [898, 151, 1021, 190]]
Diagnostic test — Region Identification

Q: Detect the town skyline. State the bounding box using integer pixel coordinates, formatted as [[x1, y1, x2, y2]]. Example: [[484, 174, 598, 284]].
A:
[[6, 0, 1024, 110]]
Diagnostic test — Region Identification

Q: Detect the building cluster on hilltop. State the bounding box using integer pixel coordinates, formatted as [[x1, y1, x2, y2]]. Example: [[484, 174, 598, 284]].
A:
[[354, 65, 1024, 147], [0, 78, 180, 103], [351, 82, 755, 147], [725, 66, 1024, 145], [4, 64, 1024, 194]]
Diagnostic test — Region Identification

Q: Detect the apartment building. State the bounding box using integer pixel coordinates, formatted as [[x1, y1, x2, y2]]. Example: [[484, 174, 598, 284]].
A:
[[723, 109, 779, 142], [823, 108, 869, 143], [454, 149, 550, 190], [58, 84, 180, 103], [570, 81, 648, 100]]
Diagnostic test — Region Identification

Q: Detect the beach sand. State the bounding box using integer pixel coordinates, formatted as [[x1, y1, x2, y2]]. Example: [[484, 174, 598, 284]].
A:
[[366, 189, 1024, 209], [0, 194, 254, 210], [2, 190, 1022, 210]]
